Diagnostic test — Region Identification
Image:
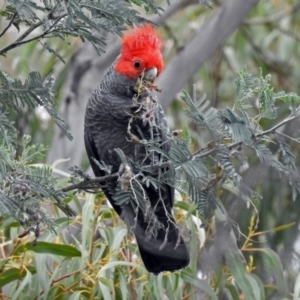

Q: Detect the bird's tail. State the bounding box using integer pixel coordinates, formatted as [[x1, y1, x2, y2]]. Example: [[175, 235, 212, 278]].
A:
[[122, 206, 190, 274]]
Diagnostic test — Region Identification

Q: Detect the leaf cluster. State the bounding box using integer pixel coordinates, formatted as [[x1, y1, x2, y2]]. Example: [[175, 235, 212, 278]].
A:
[[0, 70, 71, 140], [0, 0, 163, 242], [66, 70, 300, 229], [0, 132, 75, 237], [66, 70, 300, 299], [0, 0, 160, 57], [1, 1, 300, 298]]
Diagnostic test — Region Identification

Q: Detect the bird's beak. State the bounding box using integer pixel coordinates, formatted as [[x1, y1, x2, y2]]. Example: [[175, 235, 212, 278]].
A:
[[143, 67, 158, 83]]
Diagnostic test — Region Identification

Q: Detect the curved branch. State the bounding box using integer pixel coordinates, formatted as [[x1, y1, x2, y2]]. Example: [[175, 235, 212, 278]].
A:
[[244, 2, 300, 25], [157, 0, 259, 110], [61, 173, 119, 192], [0, 20, 43, 55], [0, 11, 68, 56], [257, 110, 300, 137], [0, 13, 17, 39]]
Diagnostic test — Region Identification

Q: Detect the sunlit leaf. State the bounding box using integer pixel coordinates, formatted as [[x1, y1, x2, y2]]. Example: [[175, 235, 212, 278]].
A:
[[0, 267, 36, 289], [225, 248, 256, 299], [14, 241, 81, 257]]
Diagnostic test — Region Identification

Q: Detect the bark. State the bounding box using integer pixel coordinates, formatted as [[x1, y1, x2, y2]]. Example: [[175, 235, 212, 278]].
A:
[[157, 0, 260, 110], [47, 0, 259, 172]]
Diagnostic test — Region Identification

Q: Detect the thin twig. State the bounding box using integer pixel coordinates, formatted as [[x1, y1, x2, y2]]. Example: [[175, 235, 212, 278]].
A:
[[0, 7, 67, 56], [256, 113, 298, 137], [34, 259, 102, 299], [0, 13, 17, 39], [275, 131, 300, 144], [278, 28, 300, 43], [61, 110, 300, 193], [2, 29, 55, 51], [0, 21, 44, 55], [240, 27, 290, 78], [193, 147, 217, 159], [244, 2, 300, 25], [60, 147, 217, 193], [61, 173, 119, 192], [226, 112, 300, 149]]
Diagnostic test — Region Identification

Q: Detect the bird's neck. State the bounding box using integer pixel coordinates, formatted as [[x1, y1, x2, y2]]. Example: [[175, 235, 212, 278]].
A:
[[101, 65, 137, 98]]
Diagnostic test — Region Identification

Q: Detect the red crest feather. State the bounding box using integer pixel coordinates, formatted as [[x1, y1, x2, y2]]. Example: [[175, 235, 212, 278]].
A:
[[121, 24, 161, 52], [114, 24, 163, 79]]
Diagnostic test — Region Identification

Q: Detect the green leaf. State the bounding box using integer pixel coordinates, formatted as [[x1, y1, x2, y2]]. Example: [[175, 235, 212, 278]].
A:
[[174, 201, 197, 215], [111, 228, 127, 251], [81, 193, 95, 254], [153, 273, 164, 300], [117, 269, 128, 300], [225, 248, 256, 299], [181, 89, 221, 140], [259, 87, 277, 119], [235, 68, 254, 109], [98, 261, 144, 278], [257, 248, 287, 296], [180, 269, 217, 300], [245, 273, 265, 300], [182, 123, 192, 148], [12, 268, 33, 300], [224, 284, 240, 300], [0, 71, 73, 140], [13, 241, 81, 257], [274, 91, 300, 104], [40, 41, 66, 64], [0, 266, 36, 289], [0, 259, 10, 271], [220, 107, 252, 143], [99, 277, 114, 300]]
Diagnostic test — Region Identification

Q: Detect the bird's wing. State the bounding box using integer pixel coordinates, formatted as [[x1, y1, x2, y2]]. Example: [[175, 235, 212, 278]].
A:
[[84, 126, 103, 178], [133, 102, 190, 273], [155, 103, 175, 205]]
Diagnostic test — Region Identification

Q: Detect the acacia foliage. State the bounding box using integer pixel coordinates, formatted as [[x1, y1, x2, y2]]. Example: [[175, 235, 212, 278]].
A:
[[1, 0, 300, 299], [0, 0, 165, 239]]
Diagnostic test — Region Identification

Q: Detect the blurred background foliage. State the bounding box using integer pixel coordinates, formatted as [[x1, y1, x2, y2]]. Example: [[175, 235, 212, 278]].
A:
[[2, 0, 300, 299]]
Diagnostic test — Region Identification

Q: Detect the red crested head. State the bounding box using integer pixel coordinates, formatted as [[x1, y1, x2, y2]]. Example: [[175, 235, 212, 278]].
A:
[[114, 24, 163, 80]]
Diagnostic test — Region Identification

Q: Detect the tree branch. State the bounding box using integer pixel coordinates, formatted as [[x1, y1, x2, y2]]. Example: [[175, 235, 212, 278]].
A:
[[0, 8, 66, 56], [0, 21, 44, 55], [244, 2, 300, 25], [61, 173, 119, 192], [240, 27, 290, 79], [157, 0, 259, 110], [59, 145, 242, 193], [60, 110, 300, 195], [226, 109, 300, 151], [0, 30, 54, 54], [256, 110, 300, 137], [0, 13, 17, 39]]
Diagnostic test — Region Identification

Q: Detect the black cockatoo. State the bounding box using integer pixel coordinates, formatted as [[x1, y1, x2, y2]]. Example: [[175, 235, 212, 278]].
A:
[[84, 24, 189, 274]]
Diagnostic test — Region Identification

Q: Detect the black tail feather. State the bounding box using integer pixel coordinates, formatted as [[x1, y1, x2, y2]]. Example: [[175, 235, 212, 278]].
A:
[[135, 227, 190, 274], [122, 206, 190, 274]]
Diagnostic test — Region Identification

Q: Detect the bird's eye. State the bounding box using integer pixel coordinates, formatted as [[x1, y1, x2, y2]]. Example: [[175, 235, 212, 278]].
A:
[[133, 61, 141, 69]]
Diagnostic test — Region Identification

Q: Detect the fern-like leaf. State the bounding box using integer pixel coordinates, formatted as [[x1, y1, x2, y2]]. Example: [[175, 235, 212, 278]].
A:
[[253, 144, 283, 172], [0, 71, 72, 140], [235, 69, 254, 109], [220, 107, 252, 143], [181, 89, 222, 140]]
